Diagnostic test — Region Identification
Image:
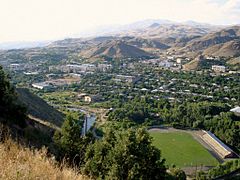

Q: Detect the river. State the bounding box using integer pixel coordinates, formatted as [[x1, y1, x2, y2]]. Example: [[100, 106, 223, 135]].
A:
[[66, 107, 97, 135], [82, 114, 96, 136]]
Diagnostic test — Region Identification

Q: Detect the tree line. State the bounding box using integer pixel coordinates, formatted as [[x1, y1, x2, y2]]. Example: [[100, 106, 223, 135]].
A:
[[107, 96, 240, 152], [53, 113, 186, 179]]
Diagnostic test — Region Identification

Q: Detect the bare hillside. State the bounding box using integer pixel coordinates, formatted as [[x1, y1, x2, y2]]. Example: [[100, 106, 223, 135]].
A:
[[80, 40, 153, 58]]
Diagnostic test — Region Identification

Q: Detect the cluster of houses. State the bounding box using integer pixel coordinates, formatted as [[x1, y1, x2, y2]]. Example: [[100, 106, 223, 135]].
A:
[[0, 62, 47, 76], [140, 54, 195, 71], [212, 65, 226, 73], [49, 63, 112, 74], [32, 77, 81, 90], [7, 63, 40, 74], [114, 75, 141, 84], [139, 54, 239, 75], [211, 65, 240, 75]]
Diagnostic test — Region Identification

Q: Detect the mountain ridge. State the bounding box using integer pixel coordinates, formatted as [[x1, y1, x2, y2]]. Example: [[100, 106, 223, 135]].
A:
[[80, 40, 153, 58]]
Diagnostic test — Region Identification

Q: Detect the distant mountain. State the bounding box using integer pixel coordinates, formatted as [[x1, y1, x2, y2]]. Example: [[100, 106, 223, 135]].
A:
[[80, 40, 153, 58], [74, 19, 213, 39], [183, 26, 240, 52], [50, 36, 170, 50], [48, 38, 85, 47], [115, 24, 216, 39], [121, 36, 170, 50], [149, 23, 161, 28], [203, 39, 240, 57], [1, 20, 240, 66], [157, 35, 202, 48], [0, 41, 50, 50], [74, 19, 174, 38], [48, 36, 110, 50], [120, 19, 173, 30], [183, 20, 214, 27]]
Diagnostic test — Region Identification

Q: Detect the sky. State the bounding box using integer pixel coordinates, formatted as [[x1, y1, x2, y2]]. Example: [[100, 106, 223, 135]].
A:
[[0, 0, 240, 42]]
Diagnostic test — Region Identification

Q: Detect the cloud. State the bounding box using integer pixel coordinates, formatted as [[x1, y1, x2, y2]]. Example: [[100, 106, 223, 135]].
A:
[[0, 0, 239, 42], [220, 0, 240, 23]]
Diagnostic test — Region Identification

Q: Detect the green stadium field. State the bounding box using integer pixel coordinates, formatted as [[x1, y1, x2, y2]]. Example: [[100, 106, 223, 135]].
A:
[[150, 130, 219, 167]]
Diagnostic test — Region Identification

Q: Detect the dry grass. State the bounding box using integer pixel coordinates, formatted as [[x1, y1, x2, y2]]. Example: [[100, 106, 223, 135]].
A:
[[0, 137, 87, 180]]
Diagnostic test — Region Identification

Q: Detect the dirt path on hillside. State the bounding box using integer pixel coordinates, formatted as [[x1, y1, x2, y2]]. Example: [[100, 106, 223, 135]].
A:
[[28, 115, 61, 131]]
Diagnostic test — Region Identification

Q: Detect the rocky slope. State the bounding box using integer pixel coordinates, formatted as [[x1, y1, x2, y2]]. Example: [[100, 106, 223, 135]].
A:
[[182, 26, 240, 53]]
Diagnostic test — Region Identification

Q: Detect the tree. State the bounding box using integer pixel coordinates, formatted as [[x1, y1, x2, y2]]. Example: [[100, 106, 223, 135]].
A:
[[54, 112, 94, 166], [83, 127, 167, 179], [197, 159, 240, 179], [168, 168, 187, 180], [0, 66, 26, 128]]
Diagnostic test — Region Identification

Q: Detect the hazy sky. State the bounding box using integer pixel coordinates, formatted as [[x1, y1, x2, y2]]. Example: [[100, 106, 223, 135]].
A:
[[0, 0, 240, 42]]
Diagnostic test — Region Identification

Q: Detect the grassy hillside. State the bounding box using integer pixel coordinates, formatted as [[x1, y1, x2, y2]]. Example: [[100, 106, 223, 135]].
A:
[[0, 137, 85, 180], [17, 88, 64, 127]]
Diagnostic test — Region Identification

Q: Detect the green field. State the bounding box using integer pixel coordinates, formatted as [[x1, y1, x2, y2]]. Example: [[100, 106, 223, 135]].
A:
[[150, 131, 218, 167]]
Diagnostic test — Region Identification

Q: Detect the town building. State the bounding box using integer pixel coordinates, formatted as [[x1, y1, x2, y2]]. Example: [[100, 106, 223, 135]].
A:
[[159, 60, 174, 68], [176, 58, 182, 64], [66, 64, 96, 73], [115, 75, 140, 84], [10, 63, 23, 71], [32, 82, 52, 90], [230, 106, 240, 116], [24, 72, 39, 75], [97, 64, 112, 71], [84, 95, 102, 103], [212, 65, 226, 73], [84, 96, 92, 103]]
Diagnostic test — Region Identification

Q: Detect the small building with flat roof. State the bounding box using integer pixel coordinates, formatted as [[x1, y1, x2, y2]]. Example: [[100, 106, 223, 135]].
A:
[[230, 106, 240, 116], [212, 65, 226, 73], [32, 82, 52, 90]]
